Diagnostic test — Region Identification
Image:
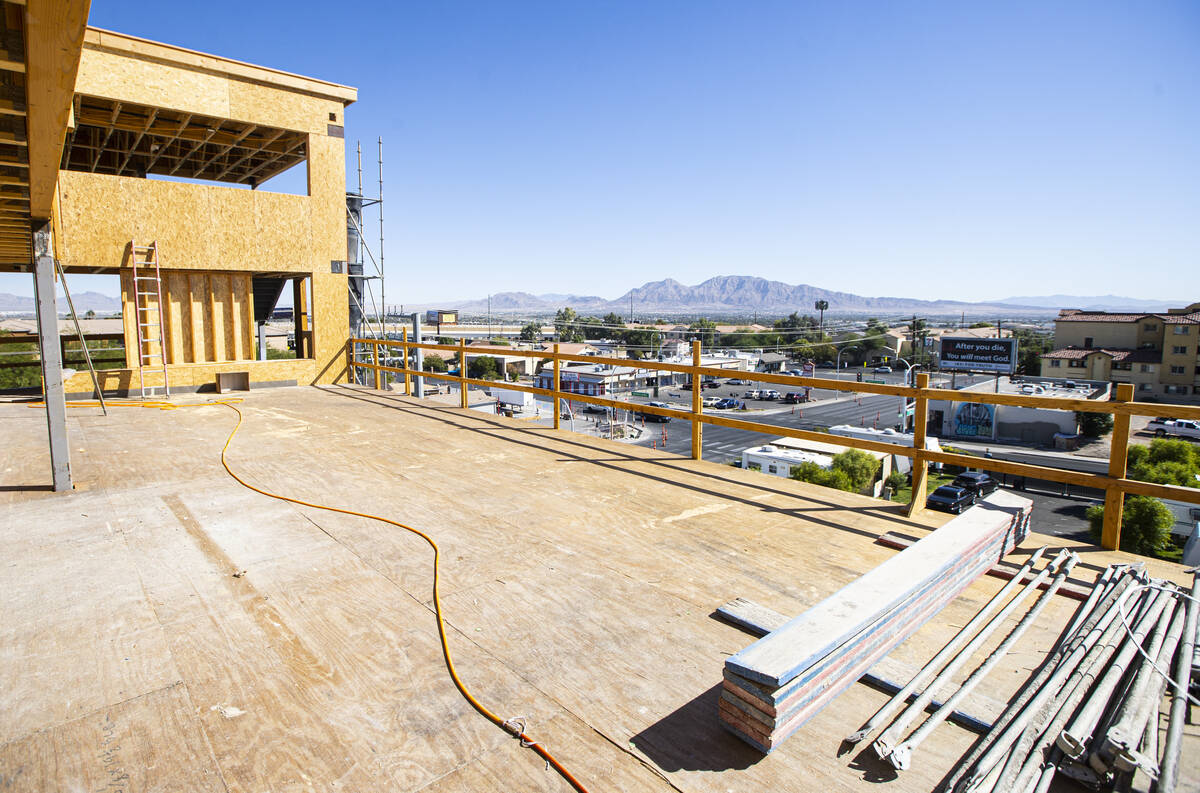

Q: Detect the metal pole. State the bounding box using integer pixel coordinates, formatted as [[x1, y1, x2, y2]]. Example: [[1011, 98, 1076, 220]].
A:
[[458, 338, 467, 409], [877, 550, 1073, 770], [402, 326, 410, 395], [54, 258, 106, 414], [1159, 571, 1199, 793], [944, 568, 1137, 792], [32, 220, 70, 491], [847, 547, 1047, 746]]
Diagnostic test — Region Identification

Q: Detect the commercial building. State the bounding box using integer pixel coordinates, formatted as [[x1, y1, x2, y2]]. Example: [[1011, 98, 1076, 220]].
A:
[[1039, 303, 1200, 402], [927, 377, 1110, 445]]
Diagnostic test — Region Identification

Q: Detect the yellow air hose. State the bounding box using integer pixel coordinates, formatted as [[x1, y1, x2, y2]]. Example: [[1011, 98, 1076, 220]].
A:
[[33, 397, 592, 792]]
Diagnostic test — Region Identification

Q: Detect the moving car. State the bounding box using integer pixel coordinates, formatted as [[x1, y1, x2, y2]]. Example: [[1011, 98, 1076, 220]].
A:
[[817, 361, 835, 369], [952, 472, 1000, 498], [874, 365, 893, 373], [635, 401, 673, 423], [703, 380, 722, 389], [926, 485, 975, 514], [782, 392, 808, 404], [726, 379, 747, 386]]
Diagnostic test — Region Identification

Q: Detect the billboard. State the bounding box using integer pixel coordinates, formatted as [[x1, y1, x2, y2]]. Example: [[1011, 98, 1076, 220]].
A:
[[939, 337, 1017, 374]]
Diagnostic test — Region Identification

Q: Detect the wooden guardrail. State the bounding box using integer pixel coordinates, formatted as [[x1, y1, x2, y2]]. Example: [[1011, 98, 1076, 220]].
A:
[[351, 335, 1200, 552]]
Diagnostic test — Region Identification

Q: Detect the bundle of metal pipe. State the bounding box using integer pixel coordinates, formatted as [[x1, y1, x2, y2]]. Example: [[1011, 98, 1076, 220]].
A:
[[719, 493, 1032, 752], [941, 563, 1199, 793]]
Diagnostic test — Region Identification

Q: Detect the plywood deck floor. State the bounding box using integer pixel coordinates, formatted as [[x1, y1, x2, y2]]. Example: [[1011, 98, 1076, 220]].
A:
[[1, 385, 1196, 792]]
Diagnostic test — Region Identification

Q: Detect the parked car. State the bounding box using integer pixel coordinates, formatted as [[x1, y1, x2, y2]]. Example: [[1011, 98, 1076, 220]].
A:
[[761, 389, 781, 400], [635, 401, 673, 423], [926, 485, 976, 514], [743, 389, 762, 400], [702, 396, 720, 408], [726, 379, 747, 386], [952, 472, 1000, 499], [703, 380, 721, 389], [782, 392, 808, 404], [874, 365, 893, 373]]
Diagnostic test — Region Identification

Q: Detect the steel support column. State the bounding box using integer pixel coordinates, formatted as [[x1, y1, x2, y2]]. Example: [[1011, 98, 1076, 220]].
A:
[[32, 220, 71, 491]]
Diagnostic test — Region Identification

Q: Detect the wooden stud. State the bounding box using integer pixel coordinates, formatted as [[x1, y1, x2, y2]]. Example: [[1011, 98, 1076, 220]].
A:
[[1102, 383, 1135, 550], [553, 343, 561, 431], [458, 338, 467, 409], [691, 340, 702, 460], [907, 372, 931, 518]]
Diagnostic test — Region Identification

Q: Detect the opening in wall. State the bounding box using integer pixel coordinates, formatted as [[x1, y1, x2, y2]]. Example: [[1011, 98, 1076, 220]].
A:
[[0, 272, 125, 393], [252, 274, 314, 361]]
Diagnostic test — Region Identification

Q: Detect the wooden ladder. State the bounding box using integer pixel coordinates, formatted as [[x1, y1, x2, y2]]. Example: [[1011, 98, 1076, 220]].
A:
[[131, 241, 170, 399]]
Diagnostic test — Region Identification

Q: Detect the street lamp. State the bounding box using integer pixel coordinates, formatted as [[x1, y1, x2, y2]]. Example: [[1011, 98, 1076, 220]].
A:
[[895, 357, 920, 431], [836, 345, 859, 392]]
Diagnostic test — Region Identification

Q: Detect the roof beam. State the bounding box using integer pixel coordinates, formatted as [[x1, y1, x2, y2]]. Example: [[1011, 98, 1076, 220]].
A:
[[141, 112, 190, 172], [213, 126, 284, 181], [24, 0, 90, 219], [115, 106, 156, 175]]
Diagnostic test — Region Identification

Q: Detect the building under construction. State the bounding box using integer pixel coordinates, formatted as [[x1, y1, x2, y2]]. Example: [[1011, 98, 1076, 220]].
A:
[[2, 4, 1198, 793]]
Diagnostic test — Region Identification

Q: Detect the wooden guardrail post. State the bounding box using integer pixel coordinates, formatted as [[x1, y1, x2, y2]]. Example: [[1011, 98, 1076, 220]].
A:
[[402, 327, 410, 395], [691, 340, 703, 460], [907, 372, 931, 517], [371, 339, 380, 389], [553, 343, 561, 430], [458, 338, 468, 409], [1102, 383, 1135, 550]]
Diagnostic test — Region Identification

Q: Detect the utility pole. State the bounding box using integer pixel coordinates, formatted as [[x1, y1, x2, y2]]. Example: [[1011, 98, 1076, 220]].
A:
[[995, 318, 1002, 392], [629, 293, 633, 323]]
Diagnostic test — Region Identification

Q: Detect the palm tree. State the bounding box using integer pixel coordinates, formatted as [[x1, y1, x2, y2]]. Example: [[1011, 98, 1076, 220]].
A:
[[814, 300, 829, 334]]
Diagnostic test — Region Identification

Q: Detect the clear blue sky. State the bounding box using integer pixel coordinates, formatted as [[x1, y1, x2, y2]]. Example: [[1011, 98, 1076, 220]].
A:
[[25, 1, 1200, 304]]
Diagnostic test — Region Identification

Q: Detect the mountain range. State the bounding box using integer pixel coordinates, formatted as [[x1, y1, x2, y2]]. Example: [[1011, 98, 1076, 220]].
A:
[[441, 276, 1171, 317], [0, 291, 123, 314]]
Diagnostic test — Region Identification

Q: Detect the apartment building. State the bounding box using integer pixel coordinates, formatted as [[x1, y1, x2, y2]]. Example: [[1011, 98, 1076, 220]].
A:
[[1039, 302, 1200, 402]]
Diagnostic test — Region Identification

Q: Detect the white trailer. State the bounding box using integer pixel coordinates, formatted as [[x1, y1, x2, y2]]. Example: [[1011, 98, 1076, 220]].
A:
[[493, 387, 535, 412]]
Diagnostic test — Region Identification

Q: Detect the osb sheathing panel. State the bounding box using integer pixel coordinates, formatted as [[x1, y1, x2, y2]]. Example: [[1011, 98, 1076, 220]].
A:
[[62, 357, 337, 395], [75, 48, 339, 133]]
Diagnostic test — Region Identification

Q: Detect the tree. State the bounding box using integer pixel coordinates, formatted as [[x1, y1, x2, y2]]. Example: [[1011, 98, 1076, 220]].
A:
[[1013, 328, 1054, 375], [1127, 439, 1200, 486], [814, 300, 829, 334], [602, 312, 625, 329], [1075, 412, 1115, 438], [906, 317, 930, 366], [84, 309, 96, 319], [688, 317, 718, 346], [970, 321, 992, 329], [468, 355, 501, 380], [788, 449, 881, 493], [519, 322, 542, 341], [554, 307, 584, 343], [1086, 496, 1173, 556], [422, 354, 448, 373]]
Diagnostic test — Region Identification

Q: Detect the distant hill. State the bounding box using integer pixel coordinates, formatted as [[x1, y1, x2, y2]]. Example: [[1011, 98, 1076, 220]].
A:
[[994, 294, 1173, 312], [0, 291, 122, 315], [431, 276, 1073, 316]]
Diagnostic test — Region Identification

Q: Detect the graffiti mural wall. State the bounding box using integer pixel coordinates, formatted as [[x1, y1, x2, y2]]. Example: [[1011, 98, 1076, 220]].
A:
[[953, 402, 994, 438]]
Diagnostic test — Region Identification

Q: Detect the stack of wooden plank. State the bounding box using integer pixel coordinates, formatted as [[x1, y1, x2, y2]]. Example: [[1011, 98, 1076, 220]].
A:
[[720, 492, 1033, 752]]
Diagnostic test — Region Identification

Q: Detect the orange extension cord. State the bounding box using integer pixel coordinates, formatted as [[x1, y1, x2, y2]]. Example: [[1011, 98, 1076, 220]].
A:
[[35, 397, 592, 792]]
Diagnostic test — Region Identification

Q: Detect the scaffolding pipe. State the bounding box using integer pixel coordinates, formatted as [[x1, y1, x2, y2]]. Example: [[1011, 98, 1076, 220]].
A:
[[1057, 587, 1174, 761], [1000, 587, 1172, 792], [1102, 595, 1187, 774], [1159, 571, 1200, 793], [875, 550, 1068, 766], [941, 566, 1125, 792], [887, 551, 1077, 772], [846, 547, 1048, 746], [952, 570, 1142, 792]]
